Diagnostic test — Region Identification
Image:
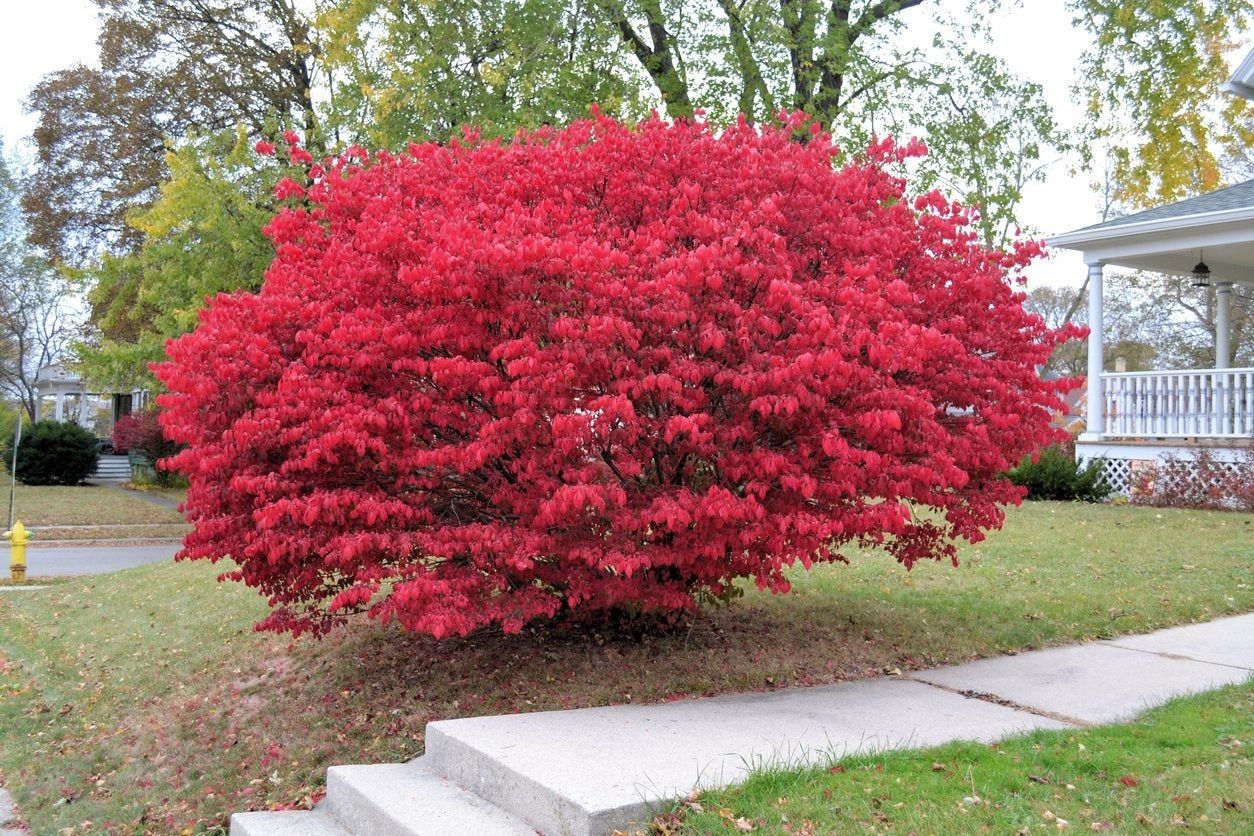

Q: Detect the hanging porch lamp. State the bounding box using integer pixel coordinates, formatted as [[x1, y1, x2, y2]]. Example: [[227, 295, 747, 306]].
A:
[[1191, 252, 1211, 288]]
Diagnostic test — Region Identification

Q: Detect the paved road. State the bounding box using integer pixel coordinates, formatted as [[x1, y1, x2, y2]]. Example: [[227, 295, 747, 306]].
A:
[[23, 543, 180, 576]]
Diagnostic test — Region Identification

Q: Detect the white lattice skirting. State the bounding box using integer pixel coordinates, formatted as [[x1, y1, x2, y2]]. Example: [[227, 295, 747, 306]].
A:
[[1097, 458, 1133, 494], [1077, 441, 1251, 498]]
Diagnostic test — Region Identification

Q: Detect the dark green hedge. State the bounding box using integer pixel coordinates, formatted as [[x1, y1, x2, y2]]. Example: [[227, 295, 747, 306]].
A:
[[5, 420, 100, 486], [1007, 442, 1110, 502]]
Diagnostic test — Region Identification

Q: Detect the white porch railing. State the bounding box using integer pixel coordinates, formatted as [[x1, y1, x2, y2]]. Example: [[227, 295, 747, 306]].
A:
[[1100, 367, 1254, 438]]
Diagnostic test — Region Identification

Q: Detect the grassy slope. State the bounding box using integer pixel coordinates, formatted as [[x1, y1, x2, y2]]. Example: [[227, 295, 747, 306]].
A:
[[8, 485, 185, 527], [669, 684, 1253, 834], [31, 524, 191, 541], [0, 502, 1250, 833]]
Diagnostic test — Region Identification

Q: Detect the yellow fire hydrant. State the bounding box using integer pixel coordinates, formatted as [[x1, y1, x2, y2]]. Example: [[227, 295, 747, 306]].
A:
[[4, 520, 28, 583]]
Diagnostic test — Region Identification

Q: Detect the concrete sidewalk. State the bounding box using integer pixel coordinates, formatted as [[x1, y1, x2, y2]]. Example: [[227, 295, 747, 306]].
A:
[[0, 785, 21, 835], [231, 613, 1253, 836]]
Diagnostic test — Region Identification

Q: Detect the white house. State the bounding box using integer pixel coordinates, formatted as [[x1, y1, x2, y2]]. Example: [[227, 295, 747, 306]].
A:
[[32, 364, 148, 437], [1047, 49, 1254, 493]]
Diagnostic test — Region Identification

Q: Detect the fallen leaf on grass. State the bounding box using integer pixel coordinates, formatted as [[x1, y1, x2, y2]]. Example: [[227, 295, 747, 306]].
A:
[[1118, 775, 1139, 788], [1042, 810, 1070, 829], [718, 808, 757, 832]]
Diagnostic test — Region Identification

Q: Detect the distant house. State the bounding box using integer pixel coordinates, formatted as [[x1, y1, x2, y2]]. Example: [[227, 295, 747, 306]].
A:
[[1047, 47, 1254, 494], [33, 364, 148, 441]]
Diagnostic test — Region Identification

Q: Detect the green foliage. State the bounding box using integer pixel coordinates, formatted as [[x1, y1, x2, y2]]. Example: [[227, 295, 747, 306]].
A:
[[318, 0, 646, 147], [78, 128, 286, 391], [1007, 442, 1111, 502], [1071, 0, 1254, 208], [5, 420, 100, 486], [0, 402, 16, 451], [852, 37, 1072, 247]]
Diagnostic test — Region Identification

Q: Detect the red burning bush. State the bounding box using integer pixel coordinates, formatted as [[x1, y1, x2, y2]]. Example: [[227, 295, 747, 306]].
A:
[[156, 115, 1075, 638], [113, 407, 183, 486]]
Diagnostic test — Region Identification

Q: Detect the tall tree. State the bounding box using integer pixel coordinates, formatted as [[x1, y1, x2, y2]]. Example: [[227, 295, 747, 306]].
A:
[[1046, 2, 1254, 372], [318, 0, 645, 147], [0, 149, 77, 420], [25, 0, 323, 266], [601, 0, 928, 128], [1070, 0, 1253, 209], [44, 0, 1253, 394], [322, 1, 1065, 248], [78, 128, 294, 390], [1026, 283, 1171, 377], [851, 35, 1071, 247]]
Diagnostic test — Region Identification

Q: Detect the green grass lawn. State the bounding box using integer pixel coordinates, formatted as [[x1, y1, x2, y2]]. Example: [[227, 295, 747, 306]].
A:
[[118, 484, 189, 506], [3, 484, 188, 541], [0, 501, 1249, 833], [665, 683, 1253, 834], [31, 523, 191, 541], [0, 576, 74, 587], [7, 484, 185, 527]]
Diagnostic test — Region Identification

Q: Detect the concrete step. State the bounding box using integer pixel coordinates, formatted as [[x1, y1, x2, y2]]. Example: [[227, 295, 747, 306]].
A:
[[421, 676, 1071, 836], [320, 761, 536, 835], [227, 614, 1254, 836], [90, 456, 132, 483], [230, 810, 349, 835]]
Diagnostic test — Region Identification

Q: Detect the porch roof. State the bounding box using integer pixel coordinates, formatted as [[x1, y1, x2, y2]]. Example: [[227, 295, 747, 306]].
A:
[[1047, 178, 1254, 285], [1224, 46, 1254, 99]]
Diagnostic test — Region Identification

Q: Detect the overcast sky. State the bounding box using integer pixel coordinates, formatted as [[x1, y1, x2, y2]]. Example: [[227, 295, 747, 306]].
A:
[[0, 2, 1245, 291]]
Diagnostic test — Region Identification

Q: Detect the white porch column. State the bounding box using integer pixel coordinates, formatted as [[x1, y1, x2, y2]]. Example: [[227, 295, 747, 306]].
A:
[[54, 391, 65, 421], [1081, 261, 1105, 439], [1215, 281, 1233, 370]]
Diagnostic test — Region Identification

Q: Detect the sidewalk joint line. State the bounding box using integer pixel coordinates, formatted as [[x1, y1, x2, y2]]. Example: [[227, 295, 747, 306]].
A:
[[1101, 642, 1253, 673], [904, 676, 1094, 728]]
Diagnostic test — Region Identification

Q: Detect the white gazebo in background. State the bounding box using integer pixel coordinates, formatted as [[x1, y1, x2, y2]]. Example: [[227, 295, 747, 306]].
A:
[[32, 364, 148, 439], [33, 364, 92, 423], [1047, 48, 1254, 493]]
